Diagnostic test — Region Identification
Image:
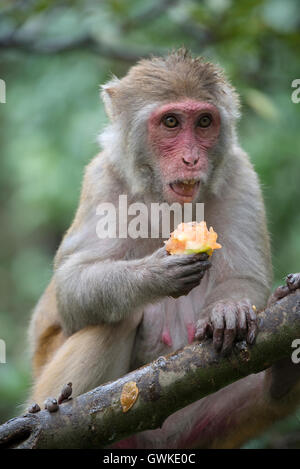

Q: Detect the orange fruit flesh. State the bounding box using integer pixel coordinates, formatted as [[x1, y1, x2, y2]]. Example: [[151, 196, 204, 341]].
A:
[[165, 221, 222, 255]]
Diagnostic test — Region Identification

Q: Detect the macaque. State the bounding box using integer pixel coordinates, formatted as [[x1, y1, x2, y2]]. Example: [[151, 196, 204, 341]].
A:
[[28, 49, 300, 448]]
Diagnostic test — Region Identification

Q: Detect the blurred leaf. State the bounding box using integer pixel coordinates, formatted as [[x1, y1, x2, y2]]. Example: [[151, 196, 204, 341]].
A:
[[244, 88, 279, 120], [262, 0, 300, 33]]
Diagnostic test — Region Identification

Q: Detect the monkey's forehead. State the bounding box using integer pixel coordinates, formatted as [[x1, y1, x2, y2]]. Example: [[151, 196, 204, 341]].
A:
[[121, 66, 222, 103], [149, 100, 220, 118], [127, 50, 226, 88]]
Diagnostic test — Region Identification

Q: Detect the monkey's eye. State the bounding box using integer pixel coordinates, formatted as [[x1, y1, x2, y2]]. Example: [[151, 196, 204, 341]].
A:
[[198, 114, 212, 128], [163, 115, 179, 128]]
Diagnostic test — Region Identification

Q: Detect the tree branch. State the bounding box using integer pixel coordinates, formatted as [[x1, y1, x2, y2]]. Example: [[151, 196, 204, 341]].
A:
[[1, 289, 300, 449]]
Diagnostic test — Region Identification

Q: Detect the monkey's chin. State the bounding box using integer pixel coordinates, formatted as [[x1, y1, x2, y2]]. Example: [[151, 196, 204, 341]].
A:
[[166, 182, 200, 204]]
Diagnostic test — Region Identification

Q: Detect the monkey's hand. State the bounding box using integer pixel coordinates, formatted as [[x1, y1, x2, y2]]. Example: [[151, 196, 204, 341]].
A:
[[267, 273, 300, 307], [148, 247, 211, 299], [195, 299, 258, 355]]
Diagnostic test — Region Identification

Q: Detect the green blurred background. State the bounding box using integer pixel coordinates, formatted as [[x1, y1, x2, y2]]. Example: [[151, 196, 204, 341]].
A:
[[0, 0, 299, 448]]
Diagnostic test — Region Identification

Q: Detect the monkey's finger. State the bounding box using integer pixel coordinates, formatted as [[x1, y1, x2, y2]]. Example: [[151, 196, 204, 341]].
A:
[[172, 286, 197, 298], [155, 246, 169, 258], [177, 252, 209, 262], [286, 273, 300, 291], [58, 382, 72, 404], [246, 305, 258, 344], [222, 304, 237, 355], [28, 403, 41, 413], [182, 275, 204, 295], [211, 306, 225, 351], [193, 253, 209, 261], [195, 319, 209, 340], [168, 253, 209, 266], [267, 285, 290, 307], [181, 274, 204, 286], [169, 276, 202, 298], [178, 260, 211, 277], [194, 259, 211, 271], [275, 285, 290, 299], [206, 322, 213, 337], [236, 303, 247, 341], [170, 291, 182, 299]]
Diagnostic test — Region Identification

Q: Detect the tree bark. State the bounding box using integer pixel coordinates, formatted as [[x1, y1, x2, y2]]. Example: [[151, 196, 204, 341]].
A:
[[1, 290, 300, 449]]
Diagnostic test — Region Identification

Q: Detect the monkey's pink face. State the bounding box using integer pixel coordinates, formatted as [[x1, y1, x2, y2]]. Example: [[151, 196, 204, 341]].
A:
[[148, 100, 220, 203]]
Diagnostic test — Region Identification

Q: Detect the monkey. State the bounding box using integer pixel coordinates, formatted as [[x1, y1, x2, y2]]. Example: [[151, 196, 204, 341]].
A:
[[28, 49, 300, 448]]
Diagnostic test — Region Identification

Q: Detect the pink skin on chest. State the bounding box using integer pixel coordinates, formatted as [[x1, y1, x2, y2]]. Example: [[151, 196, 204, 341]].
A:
[[148, 100, 221, 204], [131, 281, 209, 369]]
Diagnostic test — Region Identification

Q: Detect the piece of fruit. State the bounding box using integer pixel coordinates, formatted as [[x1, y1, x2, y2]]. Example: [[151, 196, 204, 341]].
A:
[[165, 221, 222, 256]]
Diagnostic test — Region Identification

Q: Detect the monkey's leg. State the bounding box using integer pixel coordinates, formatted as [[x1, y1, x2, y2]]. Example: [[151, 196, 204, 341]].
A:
[[30, 321, 138, 407]]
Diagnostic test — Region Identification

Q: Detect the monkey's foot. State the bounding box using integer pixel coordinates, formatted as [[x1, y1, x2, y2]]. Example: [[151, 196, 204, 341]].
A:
[[38, 383, 73, 413], [44, 397, 59, 412], [267, 273, 300, 307], [195, 299, 257, 355], [57, 382, 73, 404], [28, 403, 41, 413]]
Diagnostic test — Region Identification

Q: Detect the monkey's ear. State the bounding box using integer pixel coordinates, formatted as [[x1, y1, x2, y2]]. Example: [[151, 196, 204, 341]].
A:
[[100, 77, 121, 121]]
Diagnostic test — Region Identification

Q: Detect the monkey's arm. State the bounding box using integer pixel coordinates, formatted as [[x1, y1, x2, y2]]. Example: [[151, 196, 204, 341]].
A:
[[196, 258, 271, 354], [196, 237, 271, 353], [196, 155, 272, 353], [55, 247, 210, 335]]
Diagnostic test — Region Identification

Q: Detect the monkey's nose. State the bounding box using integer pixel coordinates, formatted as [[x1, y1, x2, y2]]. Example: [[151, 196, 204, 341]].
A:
[[182, 156, 199, 167]]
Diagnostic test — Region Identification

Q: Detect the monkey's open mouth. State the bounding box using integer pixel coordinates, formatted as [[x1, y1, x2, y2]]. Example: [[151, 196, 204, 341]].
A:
[[169, 180, 200, 199]]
